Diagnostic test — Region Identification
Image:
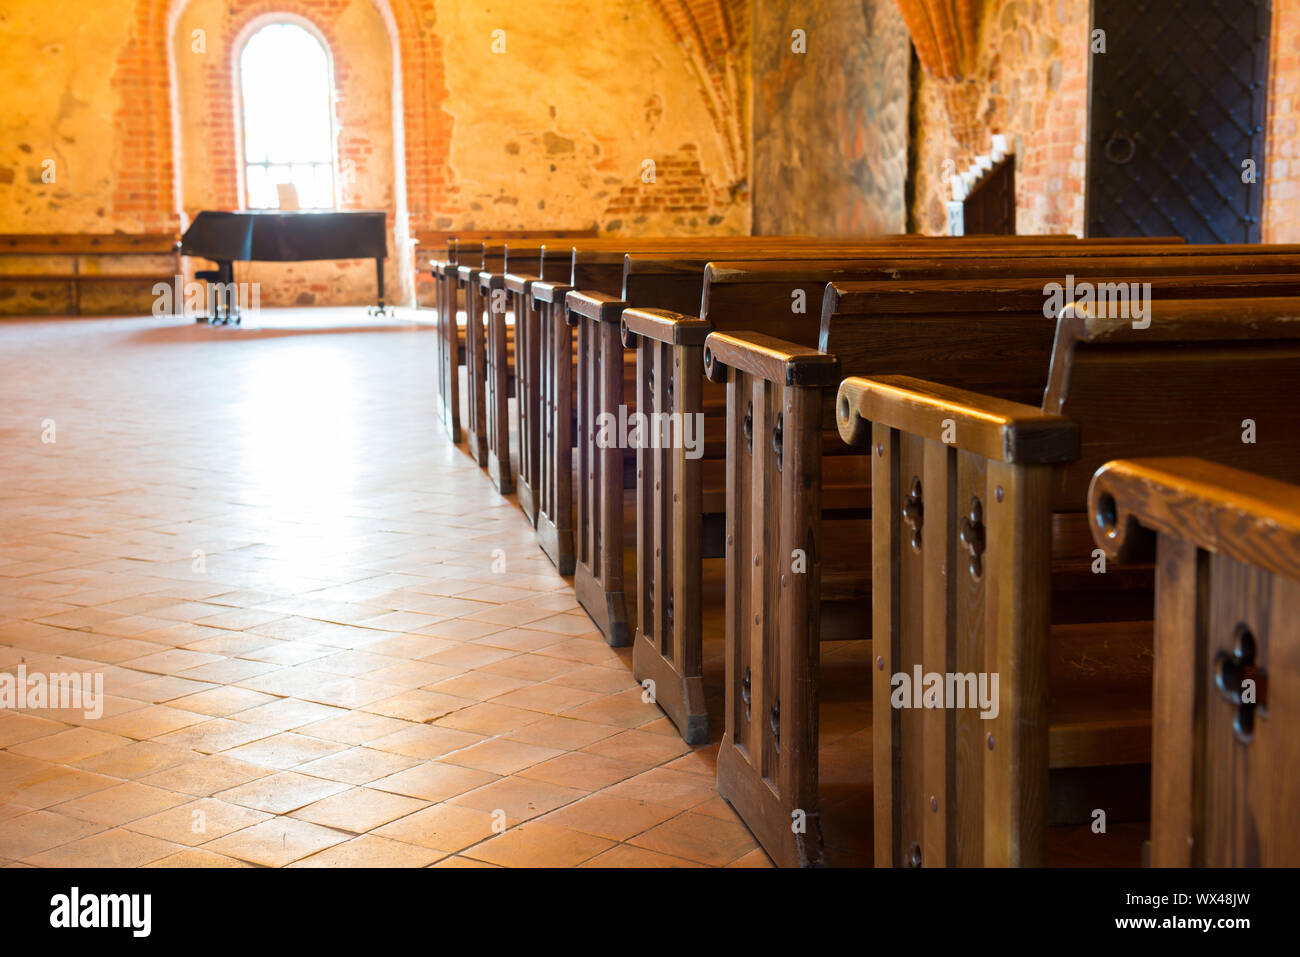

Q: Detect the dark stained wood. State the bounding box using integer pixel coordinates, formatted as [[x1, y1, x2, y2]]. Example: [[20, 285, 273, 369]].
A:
[[1090, 457, 1300, 866], [0, 233, 178, 254], [1090, 458, 1300, 583], [837, 295, 1300, 867]]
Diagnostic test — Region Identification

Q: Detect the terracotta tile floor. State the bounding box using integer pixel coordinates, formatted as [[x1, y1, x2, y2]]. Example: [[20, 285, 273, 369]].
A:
[[0, 309, 878, 868]]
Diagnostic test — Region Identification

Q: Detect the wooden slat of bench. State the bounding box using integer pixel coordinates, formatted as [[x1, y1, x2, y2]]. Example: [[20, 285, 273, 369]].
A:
[[0, 273, 175, 282], [0, 233, 178, 254]]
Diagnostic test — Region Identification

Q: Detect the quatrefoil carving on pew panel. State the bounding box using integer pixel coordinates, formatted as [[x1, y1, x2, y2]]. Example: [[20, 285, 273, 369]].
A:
[[1215, 626, 1268, 743], [772, 413, 783, 472], [958, 497, 985, 579], [901, 478, 923, 551]]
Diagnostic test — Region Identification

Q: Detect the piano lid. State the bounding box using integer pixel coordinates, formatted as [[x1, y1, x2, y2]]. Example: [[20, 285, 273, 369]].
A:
[[181, 210, 388, 263]]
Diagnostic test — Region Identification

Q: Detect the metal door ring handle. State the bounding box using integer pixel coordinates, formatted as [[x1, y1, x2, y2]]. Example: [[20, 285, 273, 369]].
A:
[[1105, 131, 1136, 164]]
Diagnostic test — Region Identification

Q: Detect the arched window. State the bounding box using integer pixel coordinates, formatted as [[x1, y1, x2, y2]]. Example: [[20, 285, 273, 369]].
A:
[[238, 22, 336, 209]]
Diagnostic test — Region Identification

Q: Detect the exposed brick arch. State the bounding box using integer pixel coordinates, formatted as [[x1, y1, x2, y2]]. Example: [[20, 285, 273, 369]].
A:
[[111, 0, 455, 232], [112, 0, 744, 234], [648, 0, 750, 187], [893, 0, 983, 80], [214, 5, 349, 212]]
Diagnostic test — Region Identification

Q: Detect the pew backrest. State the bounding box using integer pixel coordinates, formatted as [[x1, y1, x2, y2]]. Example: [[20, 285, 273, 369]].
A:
[[1047, 300, 1300, 507]]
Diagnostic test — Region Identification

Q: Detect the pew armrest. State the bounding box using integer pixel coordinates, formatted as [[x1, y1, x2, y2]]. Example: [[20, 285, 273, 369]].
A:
[[531, 280, 572, 305], [621, 307, 712, 348], [1089, 457, 1300, 579], [836, 374, 1079, 464], [566, 290, 627, 326], [702, 330, 840, 387], [504, 272, 538, 295]]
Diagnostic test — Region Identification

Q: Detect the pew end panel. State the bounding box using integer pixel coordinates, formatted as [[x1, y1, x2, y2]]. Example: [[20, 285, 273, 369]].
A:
[[1089, 457, 1300, 867], [506, 273, 542, 526], [480, 270, 514, 494], [458, 264, 491, 467], [533, 280, 577, 575], [622, 307, 715, 742], [704, 329, 841, 868], [432, 258, 463, 444], [568, 290, 634, 648], [838, 374, 1082, 867]]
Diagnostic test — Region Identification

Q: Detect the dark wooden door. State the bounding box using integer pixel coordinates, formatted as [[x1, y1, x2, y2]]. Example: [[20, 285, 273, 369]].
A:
[[1087, 0, 1271, 243]]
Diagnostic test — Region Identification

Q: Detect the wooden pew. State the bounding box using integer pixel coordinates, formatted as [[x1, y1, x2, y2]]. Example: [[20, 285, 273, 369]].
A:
[[1088, 457, 1300, 866], [474, 237, 775, 497], [552, 237, 1132, 616], [827, 296, 1300, 869], [494, 237, 827, 518], [622, 253, 1300, 747], [0, 233, 180, 315], [527, 237, 925, 576], [424, 231, 594, 444], [699, 274, 1300, 866], [460, 241, 554, 470], [413, 228, 594, 306]]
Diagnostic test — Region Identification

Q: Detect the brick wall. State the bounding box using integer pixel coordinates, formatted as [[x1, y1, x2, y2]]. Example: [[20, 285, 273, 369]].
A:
[[0, 0, 758, 307], [102, 0, 747, 245], [909, 0, 1090, 236], [1264, 0, 1300, 242]]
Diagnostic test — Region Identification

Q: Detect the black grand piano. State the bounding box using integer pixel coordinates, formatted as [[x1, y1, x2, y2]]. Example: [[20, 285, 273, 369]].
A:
[[180, 210, 389, 324]]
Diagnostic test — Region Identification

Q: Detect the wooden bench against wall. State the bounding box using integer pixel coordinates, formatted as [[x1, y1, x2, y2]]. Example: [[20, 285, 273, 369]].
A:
[[1089, 457, 1300, 867], [0, 233, 180, 316]]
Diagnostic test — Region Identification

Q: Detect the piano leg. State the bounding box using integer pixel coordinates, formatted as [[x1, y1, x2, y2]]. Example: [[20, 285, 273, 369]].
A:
[[368, 257, 391, 317], [195, 261, 236, 324]]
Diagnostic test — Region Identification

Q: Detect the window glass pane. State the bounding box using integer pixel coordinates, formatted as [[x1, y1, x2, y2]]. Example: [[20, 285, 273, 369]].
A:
[[288, 164, 332, 210], [245, 165, 275, 210], [313, 165, 335, 209], [239, 23, 336, 208]]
